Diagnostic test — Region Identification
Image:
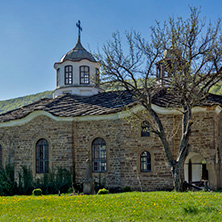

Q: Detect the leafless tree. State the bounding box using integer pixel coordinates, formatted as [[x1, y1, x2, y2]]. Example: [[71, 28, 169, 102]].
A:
[[98, 7, 222, 191]]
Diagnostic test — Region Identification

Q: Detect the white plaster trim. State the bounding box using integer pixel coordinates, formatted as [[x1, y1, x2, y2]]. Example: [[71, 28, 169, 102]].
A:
[[0, 104, 221, 127], [151, 104, 216, 115], [0, 111, 74, 128], [215, 106, 222, 114]]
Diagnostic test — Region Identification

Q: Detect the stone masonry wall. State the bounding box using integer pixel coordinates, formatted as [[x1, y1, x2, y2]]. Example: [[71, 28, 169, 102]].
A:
[[0, 106, 220, 191], [74, 115, 175, 191], [74, 119, 122, 189], [74, 108, 220, 191], [0, 115, 73, 181]]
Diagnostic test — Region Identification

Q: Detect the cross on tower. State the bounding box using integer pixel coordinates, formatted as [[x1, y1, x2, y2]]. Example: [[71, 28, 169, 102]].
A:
[[76, 20, 82, 40]]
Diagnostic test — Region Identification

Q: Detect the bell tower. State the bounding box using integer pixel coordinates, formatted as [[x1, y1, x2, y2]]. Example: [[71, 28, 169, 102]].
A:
[[53, 21, 104, 98], [156, 47, 184, 87]]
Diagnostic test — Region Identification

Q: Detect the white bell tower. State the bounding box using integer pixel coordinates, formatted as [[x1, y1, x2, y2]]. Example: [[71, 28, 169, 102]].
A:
[[53, 21, 104, 98]]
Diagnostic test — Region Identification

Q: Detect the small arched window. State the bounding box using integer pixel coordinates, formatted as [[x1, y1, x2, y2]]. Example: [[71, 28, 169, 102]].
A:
[[92, 138, 106, 172], [141, 151, 151, 172], [0, 144, 2, 167], [95, 68, 100, 86], [64, 65, 73, 85], [56, 68, 60, 87], [80, 66, 90, 84], [36, 139, 49, 174], [141, 121, 150, 137]]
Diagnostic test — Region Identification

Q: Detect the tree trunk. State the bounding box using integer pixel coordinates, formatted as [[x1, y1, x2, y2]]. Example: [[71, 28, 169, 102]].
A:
[[172, 161, 186, 192]]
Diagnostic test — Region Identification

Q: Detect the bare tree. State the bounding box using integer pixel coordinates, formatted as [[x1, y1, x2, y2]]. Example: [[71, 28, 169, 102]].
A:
[[98, 7, 222, 191]]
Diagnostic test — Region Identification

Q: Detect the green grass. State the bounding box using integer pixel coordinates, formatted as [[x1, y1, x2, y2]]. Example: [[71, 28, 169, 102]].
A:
[[0, 192, 222, 221]]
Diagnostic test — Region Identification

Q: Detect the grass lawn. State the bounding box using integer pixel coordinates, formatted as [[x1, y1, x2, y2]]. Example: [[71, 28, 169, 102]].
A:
[[0, 191, 221, 221]]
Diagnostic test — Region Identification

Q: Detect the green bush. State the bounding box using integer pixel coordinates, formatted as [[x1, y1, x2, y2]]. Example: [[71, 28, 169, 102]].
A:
[[97, 188, 109, 195], [32, 188, 42, 196], [37, 168, 72, 194], [68, 187, 74, 193], [18, 166, 33, 195], [123, 186, 131, 192], [0, 165, 73, 196], [0, 165, 17, 196]]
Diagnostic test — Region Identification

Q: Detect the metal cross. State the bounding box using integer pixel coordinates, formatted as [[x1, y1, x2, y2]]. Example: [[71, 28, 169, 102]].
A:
[[76, 20, 82, 39]]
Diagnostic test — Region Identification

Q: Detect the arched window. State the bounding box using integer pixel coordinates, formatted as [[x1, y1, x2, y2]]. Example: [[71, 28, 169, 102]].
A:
[[141, 151, 151, 172], [141, 121, 150, 137], [95, 68, 100, 86], [0, 145, 2, 167], [64, 65, 73, 85], [92, 138, 106, 172], [36, 139, 49, 173], [56, 68, 60, 87], [80, 66, 90, 84]]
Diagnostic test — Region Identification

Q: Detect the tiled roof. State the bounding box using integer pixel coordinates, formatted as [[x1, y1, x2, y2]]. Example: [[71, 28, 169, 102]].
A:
[[0, 91, 136, 123], [151, 89, 222, 107], [0, 90, 222, 123]]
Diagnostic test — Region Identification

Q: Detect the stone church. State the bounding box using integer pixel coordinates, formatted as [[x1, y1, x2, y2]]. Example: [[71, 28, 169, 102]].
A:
[[0, 24, 222, 192]]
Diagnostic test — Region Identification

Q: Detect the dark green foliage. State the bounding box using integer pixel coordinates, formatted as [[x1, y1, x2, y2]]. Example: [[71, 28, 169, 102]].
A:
[[108, 187, 122, 193], [36, 168, 72, 194], [0, 91, 53, 114], [73, 183, 83, 193], [97, 188, 109, 195], [32, 188, 42, 196], [0, 165, 72, 196], [67, 187, 74, 193], [18, 166, 33, 195], [0, 164, 17, 196], [94, 173, 107, 193], [123, 186, 131, 192]]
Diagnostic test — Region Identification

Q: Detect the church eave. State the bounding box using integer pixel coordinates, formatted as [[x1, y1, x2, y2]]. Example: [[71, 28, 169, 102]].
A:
[[54, 58, 98, 68]]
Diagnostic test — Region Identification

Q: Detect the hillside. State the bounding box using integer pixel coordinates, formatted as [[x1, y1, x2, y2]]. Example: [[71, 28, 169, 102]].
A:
[[209, 82, 222, 95], [0, 91, 53, 114]]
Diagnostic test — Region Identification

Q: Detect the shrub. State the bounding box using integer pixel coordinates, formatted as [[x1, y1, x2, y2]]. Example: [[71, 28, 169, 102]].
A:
[[18, 166, 34, 195], [94, 173, 106, 193], [0, 164, 17, 196], [34, 168, 72, 194], [109, 187, 122, 193], [73, 183, 83, 194], [123, 186, 131, 192], [0, 165, 73, 196], [97, 188, 109, 195], [32, 188, 42, 196], [68, 187, 74, 193]]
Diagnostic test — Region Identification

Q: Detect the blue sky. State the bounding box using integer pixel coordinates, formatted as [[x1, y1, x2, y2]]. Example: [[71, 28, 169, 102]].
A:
[[0, 0, 221, 100]]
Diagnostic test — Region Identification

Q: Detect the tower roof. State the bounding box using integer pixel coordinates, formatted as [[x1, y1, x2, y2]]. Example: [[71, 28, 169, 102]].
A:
[[56, 21, 97, 64], [59, 37, 96, 63]]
